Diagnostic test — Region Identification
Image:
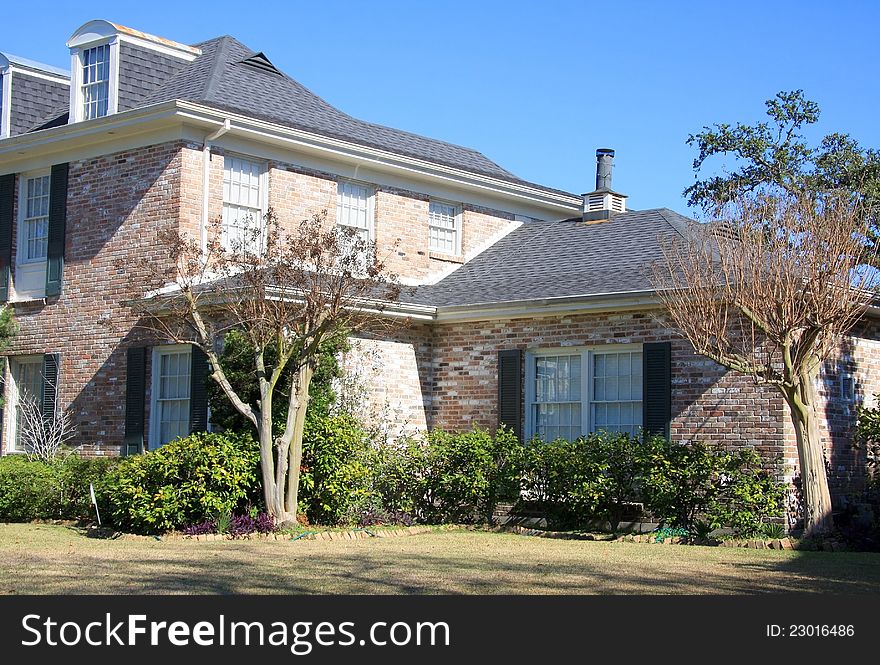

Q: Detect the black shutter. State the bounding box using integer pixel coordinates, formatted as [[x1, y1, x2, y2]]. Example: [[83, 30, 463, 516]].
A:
[[123, 347, 146, 455], [45, 163, 69, 297], [643, 341, 672, 439], [0, 174, 14, 302], [497, 349, 523, 440], [41, 353, 60, 419], [189, 346, 209, 433]]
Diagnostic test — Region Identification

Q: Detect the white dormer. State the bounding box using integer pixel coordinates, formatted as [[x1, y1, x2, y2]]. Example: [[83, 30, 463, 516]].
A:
[[66, 19, 201, 124]]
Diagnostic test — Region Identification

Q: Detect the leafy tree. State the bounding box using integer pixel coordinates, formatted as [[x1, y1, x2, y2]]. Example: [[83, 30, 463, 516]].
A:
[[128, 210, 399, 523], [685, 90, 880, 259]]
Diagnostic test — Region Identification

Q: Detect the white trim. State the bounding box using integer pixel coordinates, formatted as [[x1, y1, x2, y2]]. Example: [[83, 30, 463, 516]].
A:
[[68, 39, 119, 124], [7, 65, 70, 86], [12, 170, 50, 300], [149, 344, 193, 450], [66, 19, 200, 61], [524, 343, 643, 440], [0, 69, 11, 140], [3, 354, 43, 454], [427, 198, 462, 256], [0, 100, 581, 217], [220, 152, 269, 252], [336, 178, 375, 241]]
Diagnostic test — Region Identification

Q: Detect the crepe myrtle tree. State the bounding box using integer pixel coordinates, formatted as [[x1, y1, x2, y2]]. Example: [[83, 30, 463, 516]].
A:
[[128, 210, 400, 523], [651, 190, 877, 536]]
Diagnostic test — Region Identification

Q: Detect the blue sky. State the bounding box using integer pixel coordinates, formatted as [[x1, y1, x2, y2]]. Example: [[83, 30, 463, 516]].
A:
[[3, 0, 878, 215]]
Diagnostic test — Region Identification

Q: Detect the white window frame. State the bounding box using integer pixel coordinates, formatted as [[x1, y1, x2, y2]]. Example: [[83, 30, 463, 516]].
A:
[[524, 344, 644, 440], [428, 199, 462, 255], [336, 179, 375, 242], [3, 355, 44, 454], [149, 344, 193, 450], [221, 153, 268, 254], [68, 39, 119, 123], [13, 170, 51, 300]]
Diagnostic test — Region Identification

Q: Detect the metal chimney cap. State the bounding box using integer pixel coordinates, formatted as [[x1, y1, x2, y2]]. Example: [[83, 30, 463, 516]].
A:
[[596, 148, 615, 157]]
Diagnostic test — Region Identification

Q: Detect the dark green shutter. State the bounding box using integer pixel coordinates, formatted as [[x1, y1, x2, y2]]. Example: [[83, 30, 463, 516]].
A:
[[41, 353, 60, 419], [123, 347, 146, 455], [45, 163, 69, 297], [642, 342, 672, 439], [0, 174, 14, 302], [497, 349, 523, 440], [189, 346, 209, 433]]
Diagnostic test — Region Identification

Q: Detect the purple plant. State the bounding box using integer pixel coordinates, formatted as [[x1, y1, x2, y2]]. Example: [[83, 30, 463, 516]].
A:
[[228, 512, 276, 538], [183, 520, 215, 536]]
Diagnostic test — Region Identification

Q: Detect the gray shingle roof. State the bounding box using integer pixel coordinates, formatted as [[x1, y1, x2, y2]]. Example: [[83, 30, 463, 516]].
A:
[[28, 34, 563, 197], [408, 208, 693, 308]]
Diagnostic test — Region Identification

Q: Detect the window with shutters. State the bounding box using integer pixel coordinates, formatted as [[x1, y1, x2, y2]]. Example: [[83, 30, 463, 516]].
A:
[[150, 345, 192, 448], [428, 201, 461, 255], [3, 355, 43, 453], [14, 172, 50, 299], [222, 155, 267, 254], [525, 345, 643, 440]]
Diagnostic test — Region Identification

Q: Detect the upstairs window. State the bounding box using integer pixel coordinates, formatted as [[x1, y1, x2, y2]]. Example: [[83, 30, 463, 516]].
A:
[[80, 45, 110, 120], [222, 156, 266, 254], [336, 181, 373, 242], [21, 175, 50, 262], [428, 201, 461, 254]]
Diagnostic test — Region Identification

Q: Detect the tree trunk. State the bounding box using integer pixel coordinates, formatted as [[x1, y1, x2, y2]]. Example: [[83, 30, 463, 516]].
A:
[[285, 364, 314, 517], [258, 409, 282, 518], [785, 371, 834, 536]]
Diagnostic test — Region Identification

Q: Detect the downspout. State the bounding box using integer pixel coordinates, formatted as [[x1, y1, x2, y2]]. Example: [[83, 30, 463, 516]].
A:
[[201, 118, 232, 251]]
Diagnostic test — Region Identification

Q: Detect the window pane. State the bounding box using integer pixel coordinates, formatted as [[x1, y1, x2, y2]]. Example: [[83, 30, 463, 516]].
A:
[[222, 157, 265, 253], [156, 350, 192, 446], [590, 351, 643, 435], [23, 176, 50, 260], [533, 354, 582, 440], [428, 201, 459, 253]]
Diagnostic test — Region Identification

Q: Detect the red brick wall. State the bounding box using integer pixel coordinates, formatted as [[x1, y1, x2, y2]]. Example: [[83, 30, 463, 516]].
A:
[[429, 309, 791, 478], [2, 141, 191, 455]]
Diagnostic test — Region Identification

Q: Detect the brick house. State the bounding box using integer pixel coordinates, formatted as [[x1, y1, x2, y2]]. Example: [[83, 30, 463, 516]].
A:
[[0, 20, 876, 505]]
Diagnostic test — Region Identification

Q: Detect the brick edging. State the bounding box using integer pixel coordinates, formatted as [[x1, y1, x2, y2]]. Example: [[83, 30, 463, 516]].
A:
[[143, 524, 455, 542], [501, 525, 807, 550]]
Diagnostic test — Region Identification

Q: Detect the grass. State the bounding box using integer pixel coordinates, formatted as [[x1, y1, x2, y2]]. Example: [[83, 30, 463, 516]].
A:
[[2, 522, 879, 595]]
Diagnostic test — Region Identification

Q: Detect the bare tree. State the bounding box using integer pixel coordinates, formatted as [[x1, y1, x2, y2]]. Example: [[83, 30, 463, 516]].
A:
[[126, 210, 400, 523], [19, 389, 77, 463], [651, 190, 877, 536]]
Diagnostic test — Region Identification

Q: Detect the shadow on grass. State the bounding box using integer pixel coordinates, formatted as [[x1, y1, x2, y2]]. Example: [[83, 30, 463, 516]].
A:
[[5, 532, 880, 596]]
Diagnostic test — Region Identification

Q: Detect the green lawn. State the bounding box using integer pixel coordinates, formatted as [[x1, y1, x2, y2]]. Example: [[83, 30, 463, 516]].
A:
[[2, 523, 879, 595]]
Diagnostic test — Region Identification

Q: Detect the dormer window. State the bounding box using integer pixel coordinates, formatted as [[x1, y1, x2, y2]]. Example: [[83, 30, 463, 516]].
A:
[[80, 45, 110, 119], [66, 20, 201, 124]]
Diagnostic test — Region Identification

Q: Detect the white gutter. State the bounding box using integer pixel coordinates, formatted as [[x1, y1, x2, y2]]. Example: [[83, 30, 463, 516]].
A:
[[0, 100, 581, 215], [431, 290, 662, 323], [201, 118, 231, 251]]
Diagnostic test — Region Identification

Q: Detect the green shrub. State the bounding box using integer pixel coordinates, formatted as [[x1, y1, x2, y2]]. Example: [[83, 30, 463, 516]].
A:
[[521, 433, 650, 529], [299, 413, 373, 525], [366, 437, 426, 515], [102, 432, 261, 534], [0, 454, 117, 521], [414, 427, 523, 524], [0, 456, 60, 520], [641, 440, 785, 536]]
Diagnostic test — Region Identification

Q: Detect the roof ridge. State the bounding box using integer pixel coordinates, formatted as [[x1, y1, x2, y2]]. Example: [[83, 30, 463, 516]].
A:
[[202, 35, 234, 101]]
